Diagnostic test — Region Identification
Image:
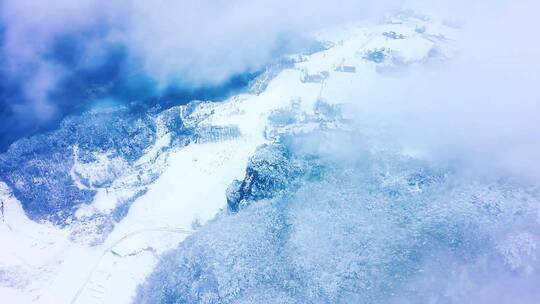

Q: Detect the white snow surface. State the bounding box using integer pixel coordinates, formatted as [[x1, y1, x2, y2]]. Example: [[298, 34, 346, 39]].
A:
[[0, 13, 457, 303]]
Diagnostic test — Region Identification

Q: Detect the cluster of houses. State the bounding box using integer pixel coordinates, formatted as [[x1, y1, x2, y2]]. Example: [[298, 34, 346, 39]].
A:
[[300, 59, 357, 84]]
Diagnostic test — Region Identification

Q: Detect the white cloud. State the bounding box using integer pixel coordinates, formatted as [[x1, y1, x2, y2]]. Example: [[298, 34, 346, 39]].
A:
[[350, 0, 540, 182]]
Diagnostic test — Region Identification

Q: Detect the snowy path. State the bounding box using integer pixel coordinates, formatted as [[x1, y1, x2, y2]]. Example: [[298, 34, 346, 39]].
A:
[[71, 227, 194, 304]]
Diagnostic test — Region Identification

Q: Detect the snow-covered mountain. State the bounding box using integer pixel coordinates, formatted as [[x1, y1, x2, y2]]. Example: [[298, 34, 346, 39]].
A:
[[1, 10, 539, 304]]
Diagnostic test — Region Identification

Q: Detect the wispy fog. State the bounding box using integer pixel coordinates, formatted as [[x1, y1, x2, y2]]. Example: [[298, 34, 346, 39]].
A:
[[350, 0, 540, 182]]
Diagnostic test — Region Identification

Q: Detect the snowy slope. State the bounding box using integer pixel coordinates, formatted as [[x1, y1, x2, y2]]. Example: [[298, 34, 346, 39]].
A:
[[0, 12, 457, 304]]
